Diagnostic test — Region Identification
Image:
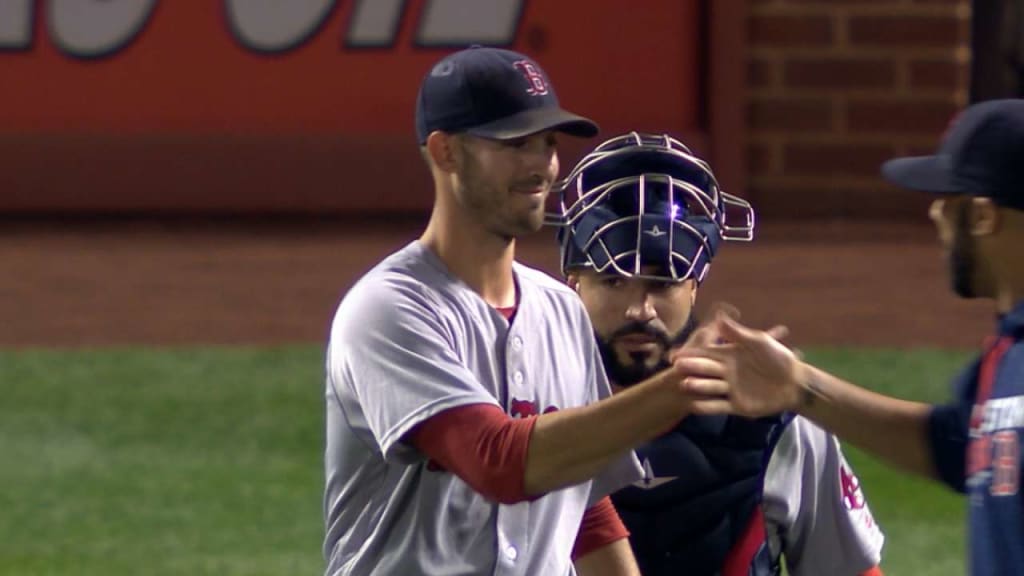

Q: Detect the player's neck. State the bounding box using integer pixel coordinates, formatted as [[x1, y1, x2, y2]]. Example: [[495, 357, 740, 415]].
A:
[[993, 278, 1024, 315], [987, 238, 1024, 315], [421, 208, 517, 308]]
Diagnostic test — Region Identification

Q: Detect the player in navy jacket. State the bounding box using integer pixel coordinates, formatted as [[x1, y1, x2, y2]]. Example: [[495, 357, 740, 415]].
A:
[[674, 99, 1024, 576]]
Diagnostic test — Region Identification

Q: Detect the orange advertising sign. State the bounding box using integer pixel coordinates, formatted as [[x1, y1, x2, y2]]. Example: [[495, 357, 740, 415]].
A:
[[0, 0, 703, 212]]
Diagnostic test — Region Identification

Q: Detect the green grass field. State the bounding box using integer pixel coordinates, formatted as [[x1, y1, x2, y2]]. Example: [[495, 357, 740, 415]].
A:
[[0, 346, 974, 575]]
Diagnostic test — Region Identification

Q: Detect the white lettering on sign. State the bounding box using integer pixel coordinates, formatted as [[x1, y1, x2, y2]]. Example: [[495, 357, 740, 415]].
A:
[[49, 0, 157, 58], [0, 0, 530, 57], [344, 0, 405, 48], [0, 0, 33, 49], [225, 0, 335, 52]]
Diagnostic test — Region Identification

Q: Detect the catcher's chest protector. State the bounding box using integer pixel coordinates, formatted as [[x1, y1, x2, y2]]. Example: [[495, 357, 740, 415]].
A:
[[611, 414, 786, 576]]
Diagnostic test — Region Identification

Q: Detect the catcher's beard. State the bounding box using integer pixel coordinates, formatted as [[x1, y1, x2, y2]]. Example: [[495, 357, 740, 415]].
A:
[[596, 314, 699, 388]]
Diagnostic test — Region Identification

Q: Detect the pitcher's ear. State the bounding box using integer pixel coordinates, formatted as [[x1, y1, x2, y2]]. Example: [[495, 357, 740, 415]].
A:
[[426, 131, 459, 173]]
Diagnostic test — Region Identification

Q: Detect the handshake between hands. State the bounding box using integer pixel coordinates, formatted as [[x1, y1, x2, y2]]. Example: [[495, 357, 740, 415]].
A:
[[662, 304, 808, 419]]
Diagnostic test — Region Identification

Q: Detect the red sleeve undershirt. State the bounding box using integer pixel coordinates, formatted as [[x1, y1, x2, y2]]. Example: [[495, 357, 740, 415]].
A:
[[571, 496, 630, 560], [409, 305, 627, 556], [408, 405, 630, 558], [407, 403, 536, 504]]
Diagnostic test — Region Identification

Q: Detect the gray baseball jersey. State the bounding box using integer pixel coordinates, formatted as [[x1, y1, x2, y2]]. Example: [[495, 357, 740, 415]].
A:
[[763, 416, 885, 574], [323, 241, 643, 576]]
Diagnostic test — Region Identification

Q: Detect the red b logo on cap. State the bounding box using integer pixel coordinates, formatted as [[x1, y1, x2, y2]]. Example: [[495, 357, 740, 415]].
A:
[[513, 60, 549, 96]]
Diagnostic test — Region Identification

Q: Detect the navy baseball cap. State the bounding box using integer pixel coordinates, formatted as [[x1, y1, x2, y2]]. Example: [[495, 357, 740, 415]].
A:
[[415, 46, 599, 145], [881, 98, 1024, 211]]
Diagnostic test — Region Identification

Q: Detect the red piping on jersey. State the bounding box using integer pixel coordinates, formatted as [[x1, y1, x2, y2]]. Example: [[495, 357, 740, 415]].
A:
[[973, 336, 1014, 424], [408, 403, 536, 504], [719, 505, 767, 576]]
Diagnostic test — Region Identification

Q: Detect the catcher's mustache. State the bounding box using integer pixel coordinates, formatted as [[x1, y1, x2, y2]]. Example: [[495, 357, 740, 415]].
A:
[[609, 322, 671, 345]]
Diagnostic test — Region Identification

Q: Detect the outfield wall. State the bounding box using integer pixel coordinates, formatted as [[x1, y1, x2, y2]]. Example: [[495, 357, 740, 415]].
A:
[[0, 1, 969, 219]]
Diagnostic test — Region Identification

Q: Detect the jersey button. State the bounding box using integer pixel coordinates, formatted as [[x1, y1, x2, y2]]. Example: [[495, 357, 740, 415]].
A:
[[504, 545, 518, 561], [511, 336, 523, 350], [513, 371, 524, 385]]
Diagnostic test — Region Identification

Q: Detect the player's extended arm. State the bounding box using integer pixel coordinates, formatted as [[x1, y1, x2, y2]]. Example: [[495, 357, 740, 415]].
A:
[[798, 364, 936, 479], [523, 357, 729, 496], [676, 316, 938, 480], [407, 359, 729, 503]]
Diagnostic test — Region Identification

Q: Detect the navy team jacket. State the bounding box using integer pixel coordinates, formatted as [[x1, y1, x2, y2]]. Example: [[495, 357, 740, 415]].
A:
[[929, 300, 1024, 576]]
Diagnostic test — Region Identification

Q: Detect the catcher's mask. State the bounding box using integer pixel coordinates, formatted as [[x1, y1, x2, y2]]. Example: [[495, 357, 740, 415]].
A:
[[550, 132, 754, 283]]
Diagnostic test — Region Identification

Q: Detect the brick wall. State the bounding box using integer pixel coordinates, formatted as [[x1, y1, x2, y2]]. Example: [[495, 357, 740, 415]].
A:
[[746, 0, 971, 221]]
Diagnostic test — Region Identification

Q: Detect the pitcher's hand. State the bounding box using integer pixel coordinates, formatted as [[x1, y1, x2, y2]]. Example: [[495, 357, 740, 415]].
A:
[[673, 316, 804, 418]]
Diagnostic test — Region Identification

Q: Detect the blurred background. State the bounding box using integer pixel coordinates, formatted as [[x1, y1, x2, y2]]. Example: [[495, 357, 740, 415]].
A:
[[1, 0, 1020, 574]]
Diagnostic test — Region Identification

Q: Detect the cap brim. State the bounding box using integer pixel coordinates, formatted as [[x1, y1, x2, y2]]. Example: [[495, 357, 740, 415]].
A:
[[880, 154, 960, 194], [466, 107, 599, 141]]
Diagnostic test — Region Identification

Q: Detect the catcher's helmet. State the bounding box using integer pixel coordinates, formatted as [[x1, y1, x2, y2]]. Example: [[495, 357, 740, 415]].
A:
[[551, 132, 754, 283]]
